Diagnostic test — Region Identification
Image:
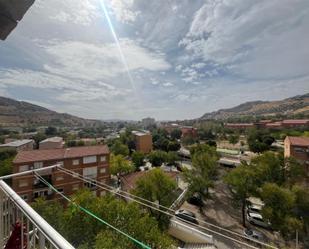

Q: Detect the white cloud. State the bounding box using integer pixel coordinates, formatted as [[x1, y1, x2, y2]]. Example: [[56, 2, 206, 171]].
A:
[[109, 0, 140, 24], [42, 39, 171, 81], [163, 82, 173, 87], [181, 0, 309, 79], [35, 0, 100, 26]]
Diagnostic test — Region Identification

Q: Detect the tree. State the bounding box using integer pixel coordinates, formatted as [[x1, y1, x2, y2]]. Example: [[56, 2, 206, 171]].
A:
[[184, 144, 218, 198], [67, 140, 77, 147], [33, 133, 47, 148], [148, 150, 167, 167], [77, 140, 85, 146], [131, 151, 144, 168], [170, 129, 182, 140], [260, 183, 302, 235], [224, 163, 255, 227], [111, 140, 129, 156], [154, 137, 169, 151], [167, 141, 181, 151], [32, 198, 64, 231], [45, 126, 57, 136], [247, 128, 275, 153], [228, 134, 239, 145], [110, 154, 134, 176], [133, 168, 177, 229], [166, 151, 179, 166], [0, 148, 16, 176]]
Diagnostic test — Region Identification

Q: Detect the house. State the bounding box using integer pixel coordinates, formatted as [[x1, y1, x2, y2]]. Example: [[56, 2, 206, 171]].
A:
[[224, 123, 255, 129], [12, 145, 110, 202], [284, 136, 309, 178], [181, 126, 198, 138], [39, 137, 64, 150], [0, 139, 34, 151], [132, 130, 153, 154]]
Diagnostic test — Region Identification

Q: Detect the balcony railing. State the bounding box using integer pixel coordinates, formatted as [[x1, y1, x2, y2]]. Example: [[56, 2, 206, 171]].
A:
[[0, 179, 75, 249]]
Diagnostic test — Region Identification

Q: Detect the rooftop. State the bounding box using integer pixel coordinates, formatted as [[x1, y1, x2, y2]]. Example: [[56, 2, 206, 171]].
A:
[[40, 136, 63, 143], [13, 145, 109, 164], [286, 136, 309, 146], [0, 139, 33, 148], [132, 130, 151, 136]]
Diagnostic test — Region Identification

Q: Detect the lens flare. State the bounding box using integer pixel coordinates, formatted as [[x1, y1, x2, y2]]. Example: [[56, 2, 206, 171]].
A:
[[99, 0, 138, 96]]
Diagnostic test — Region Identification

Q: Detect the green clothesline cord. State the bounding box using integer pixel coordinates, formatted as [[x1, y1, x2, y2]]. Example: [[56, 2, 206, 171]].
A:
[[34, 173, 151, 249]]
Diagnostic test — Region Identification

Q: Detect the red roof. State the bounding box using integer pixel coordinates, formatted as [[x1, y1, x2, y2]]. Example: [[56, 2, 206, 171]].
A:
[[286, 136, 309, 146], [282, 119, 309, 124], [14, 145, 109, 164]]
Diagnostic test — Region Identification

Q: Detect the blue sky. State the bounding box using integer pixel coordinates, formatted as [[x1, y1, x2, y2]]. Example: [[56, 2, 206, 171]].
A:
[[0, 0, 309, 120]]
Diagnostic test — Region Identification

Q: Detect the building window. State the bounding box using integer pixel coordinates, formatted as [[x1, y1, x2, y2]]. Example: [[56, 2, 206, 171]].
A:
[[19, 180, 28, 188], [83, 156, 97, 164], [100, 156, 106, 162], [19, 165, 29, 172], [72, 159, 79, 166], [100, 168, 106, 174], [34, 162, 43, 169], [57, 161, 64, 167], [21, 194, 28, 201], [33, 190, 48, 199], [83, 167, 97, 179], [294, 147, 304, 153], [72, 184, 79, 191], [56, 175, 64, 181]]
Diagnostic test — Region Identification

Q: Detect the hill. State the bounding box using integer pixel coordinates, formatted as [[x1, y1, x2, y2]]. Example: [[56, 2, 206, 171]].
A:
[[0, 96, 102, 127], [200, 93, 309, 120]]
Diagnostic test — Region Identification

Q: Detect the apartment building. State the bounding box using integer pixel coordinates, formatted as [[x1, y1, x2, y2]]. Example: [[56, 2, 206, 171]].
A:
[[132, 130, 152, 154], [284, 136, 309, 177], [39, 136, 64, 150], [12, 145, 110, 202], [0, 139, 34, 151]]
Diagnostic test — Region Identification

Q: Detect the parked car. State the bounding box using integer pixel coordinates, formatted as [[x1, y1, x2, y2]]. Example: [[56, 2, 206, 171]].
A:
[[244, 228, 263, 240], [246, 211, 270, 228], [175, 209, 198, 224], [187, 194, 203, 207]]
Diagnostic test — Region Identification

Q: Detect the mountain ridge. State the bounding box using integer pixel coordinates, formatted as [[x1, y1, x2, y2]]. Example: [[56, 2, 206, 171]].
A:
[[200, 93, 309, 120], [0, 96, 102, 127]]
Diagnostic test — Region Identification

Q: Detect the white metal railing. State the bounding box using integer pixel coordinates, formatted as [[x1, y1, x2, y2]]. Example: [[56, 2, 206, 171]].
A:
[[0, 179, 75, 249]]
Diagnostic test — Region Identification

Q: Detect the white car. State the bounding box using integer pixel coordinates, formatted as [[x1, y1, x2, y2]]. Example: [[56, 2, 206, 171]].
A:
[[246, 211, 270, 228], [244, 228, 263, 240]]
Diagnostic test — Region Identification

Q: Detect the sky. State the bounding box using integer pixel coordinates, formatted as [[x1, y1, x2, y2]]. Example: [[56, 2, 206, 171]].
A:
[[0, 0, 309, 121]]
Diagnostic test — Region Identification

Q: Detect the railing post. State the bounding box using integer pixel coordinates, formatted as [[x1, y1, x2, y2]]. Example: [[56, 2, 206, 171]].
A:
[[0, 190, 3, 249]]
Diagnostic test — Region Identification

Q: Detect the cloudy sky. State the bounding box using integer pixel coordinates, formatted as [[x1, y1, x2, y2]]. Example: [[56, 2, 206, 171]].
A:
[[1, 0, 309, 120]]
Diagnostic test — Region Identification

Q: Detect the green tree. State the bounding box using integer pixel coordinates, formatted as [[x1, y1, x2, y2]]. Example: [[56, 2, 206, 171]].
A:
[[131, 151, 144, 168], [260, 183, 302, 235], [148, 150, 167, 166], [224, 163, 255, 227], [111, 140, 129, 156], [0, 148, 16, 176], [170, 129, 182, 140], [67, 140, 77, 147], [184, 144, 218, 198], [228, 134, 239, 145], [45, 126, 57, 136], [166, 151, 179, 166], [77, 140, 85, 146], [32, 198, 64, 231], [167, 141, 181, 151], [133, 168, 177, 229], [110, 154, 134, 176], [247, 128, 275, 153]]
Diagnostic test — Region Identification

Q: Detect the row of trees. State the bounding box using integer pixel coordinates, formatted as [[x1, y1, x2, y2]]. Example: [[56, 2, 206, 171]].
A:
[[32, 189, 174, 248], [225, 152, 308, 240]]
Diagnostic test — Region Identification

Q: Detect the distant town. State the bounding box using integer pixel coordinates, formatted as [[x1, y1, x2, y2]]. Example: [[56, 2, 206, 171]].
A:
[[0, 114, 308, 249]]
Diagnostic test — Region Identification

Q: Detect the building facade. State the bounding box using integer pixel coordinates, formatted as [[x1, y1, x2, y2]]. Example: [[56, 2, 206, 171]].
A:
[[12, 145, 110, 203], [284, 136, 309, 178], [132, 131, 153, 154]]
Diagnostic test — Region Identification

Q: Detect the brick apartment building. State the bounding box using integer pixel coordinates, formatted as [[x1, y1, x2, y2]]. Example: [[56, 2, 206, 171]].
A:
[[12, 145, 110, 202], [284, 136, 309, 178], [132, 131, 152, 154]]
